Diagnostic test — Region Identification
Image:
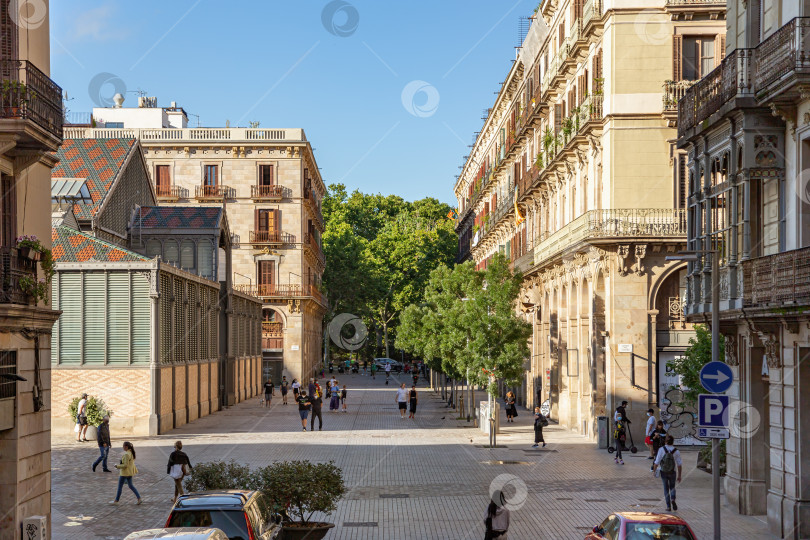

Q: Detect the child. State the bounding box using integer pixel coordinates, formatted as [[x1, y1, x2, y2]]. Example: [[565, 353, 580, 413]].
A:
[[341, 385, 348, 413]]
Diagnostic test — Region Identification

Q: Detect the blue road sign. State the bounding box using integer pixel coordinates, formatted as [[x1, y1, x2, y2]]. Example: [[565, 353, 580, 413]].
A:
[[699, 361, 734, 393], [698, 394, 730, 428]]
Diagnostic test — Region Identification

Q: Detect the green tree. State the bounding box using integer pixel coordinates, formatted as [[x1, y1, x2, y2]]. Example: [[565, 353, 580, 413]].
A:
[[668, 324, 725, 407], [397, 254, 531, 395]]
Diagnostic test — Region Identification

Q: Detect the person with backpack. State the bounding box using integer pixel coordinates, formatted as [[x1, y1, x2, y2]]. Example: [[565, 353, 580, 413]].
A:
[[484, 492, 510, 539], [532, 407, 548, 448], [653, 434, 683, 511]]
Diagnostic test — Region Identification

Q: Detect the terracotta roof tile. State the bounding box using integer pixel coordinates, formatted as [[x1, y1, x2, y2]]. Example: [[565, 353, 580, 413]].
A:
[[52, 226, 149, 263]]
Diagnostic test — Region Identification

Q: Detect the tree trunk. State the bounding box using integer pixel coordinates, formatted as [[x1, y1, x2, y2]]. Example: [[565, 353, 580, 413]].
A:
[[384, 322, 390, 358]]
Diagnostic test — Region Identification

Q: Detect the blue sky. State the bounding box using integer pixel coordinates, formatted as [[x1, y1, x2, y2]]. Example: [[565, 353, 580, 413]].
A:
[[51, 0, 537, 204]]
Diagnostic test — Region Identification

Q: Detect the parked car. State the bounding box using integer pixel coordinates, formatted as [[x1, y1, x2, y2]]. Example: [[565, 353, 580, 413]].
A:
[[374, 358, 403, 372], [585, 512, 697, 540], [124, 529, 228, 540], [164, 491, 281, 540]]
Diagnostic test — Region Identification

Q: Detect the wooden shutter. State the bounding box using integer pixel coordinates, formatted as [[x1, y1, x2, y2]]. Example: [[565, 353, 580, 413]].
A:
[[1, 173, 16, 247], [673, 35, 683, 80], [593, 49, 603, 91], [574, 0, 584, 20], [258, 260, 275, 287], [554, 104, 563, 135], [155, 165, 169, 191], [0, 2, 18, 62], [716, 34, 726, 64]]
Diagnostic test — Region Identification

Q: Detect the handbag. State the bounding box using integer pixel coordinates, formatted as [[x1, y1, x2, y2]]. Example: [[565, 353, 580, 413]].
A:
[[645, 436, 653, 445]]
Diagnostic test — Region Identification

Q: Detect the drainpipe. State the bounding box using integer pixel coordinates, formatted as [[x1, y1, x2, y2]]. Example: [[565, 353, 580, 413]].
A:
[[148, 260, 160, 436]]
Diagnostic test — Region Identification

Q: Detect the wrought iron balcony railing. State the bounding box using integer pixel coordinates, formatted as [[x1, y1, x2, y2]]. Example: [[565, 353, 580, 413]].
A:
[[663, 80, 696, 112], [0, 59, 63, 142], [251, 184, 284, 200], [249, 230, 295, 245], [195, 185, 234, 200], [155, 185, 186, 200], [0, 247, 36, 305]]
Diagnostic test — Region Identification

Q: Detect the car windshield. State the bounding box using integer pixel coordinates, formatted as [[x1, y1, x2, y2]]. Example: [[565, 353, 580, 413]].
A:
[[625, 522, 696, 540], [168, 510, 249, 540]]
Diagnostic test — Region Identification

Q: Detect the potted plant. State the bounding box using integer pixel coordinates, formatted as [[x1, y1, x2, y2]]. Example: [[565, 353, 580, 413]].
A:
[[18, 276, 48, 304], [15, 235, 55, 305], [16, 234, 43, 261], [1, 80, 30, 116], [258, 460, 345, 540], [67, 395, 113, 438]]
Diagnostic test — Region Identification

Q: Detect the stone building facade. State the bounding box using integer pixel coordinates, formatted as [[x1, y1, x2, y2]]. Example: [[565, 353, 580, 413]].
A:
[[65, 113, 327, 385], [0, 0, 63, 537], [677, 1, 810, 537], [454, 0, 724, 440]]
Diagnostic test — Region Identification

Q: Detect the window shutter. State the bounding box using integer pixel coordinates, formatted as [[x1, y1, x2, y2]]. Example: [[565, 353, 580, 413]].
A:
[[716, 34, 726, 63], [197, 240, 214, 279], [83, 273, 106, 364], [273, 210, 280, 235], [254, 208, 259, 231], [164, 240, 179, 265], [131, 273, 150, 363], [180, 240, 195, 271], [554, 104, 563, 135], [673, 35, 683, 80]]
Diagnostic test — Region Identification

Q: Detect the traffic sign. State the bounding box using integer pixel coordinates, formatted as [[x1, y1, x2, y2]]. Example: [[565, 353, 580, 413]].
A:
[[699, 361, 734, 393], [698, 394, 730, 428], [699, 427, 730, 439]]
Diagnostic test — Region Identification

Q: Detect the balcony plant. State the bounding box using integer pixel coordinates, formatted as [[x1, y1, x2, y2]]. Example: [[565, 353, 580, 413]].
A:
[[0, 79, 29, 116], [16, 234, 44, 261], [15, 235, 55, 304], [561, 116, 574, 138]]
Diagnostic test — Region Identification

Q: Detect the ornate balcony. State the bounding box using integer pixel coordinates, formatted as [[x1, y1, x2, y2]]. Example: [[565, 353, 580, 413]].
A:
[[534, 208, 687, 264], [663, 80, 696, 112], [303, 188, 324, 230], [249, 230, 295, 246], [155, 185, 186, 201], [742, 246, 810, 308], [251, 184, 284, 201], [234, 283, 327, 307], [0, 60, 63, 150], [195, 185, 234, 201], [303, 232, 325, 265], [755, 17, 810, 103]]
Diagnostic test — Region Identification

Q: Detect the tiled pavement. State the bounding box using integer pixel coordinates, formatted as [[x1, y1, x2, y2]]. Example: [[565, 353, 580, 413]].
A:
[[52, 373, 774, 539]]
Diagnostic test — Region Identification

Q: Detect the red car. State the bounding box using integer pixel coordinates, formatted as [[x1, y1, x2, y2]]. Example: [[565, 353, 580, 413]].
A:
[[585, 512, 697, 540]]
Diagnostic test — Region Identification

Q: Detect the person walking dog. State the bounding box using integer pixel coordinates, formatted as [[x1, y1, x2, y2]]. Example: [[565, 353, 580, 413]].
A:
[[92, 415, 112, 472], [653, 435, 683, 511], [110, 441, 141, 505], [167, 441, 193, 502], [532, 407, 548, 448]]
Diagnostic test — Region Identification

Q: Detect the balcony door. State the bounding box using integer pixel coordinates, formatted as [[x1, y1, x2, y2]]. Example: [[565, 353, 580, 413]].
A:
[[203, 165, 218, 196], [258, 260, 275, 296], [255, 209, 280, 242], [259, 165, 274, 187], [155, 165, 170, 196], [0, 173, 16, 247]]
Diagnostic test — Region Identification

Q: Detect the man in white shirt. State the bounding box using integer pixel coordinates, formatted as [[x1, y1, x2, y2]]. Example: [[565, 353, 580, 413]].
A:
[[652, 435, 683, 511], [645, 408, 657, 460], [396, 383, 409, 418], [385, 362, 392, 385]]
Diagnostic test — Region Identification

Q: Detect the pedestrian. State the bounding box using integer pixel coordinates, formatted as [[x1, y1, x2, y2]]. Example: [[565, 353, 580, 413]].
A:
[[484, 492, 510, 539], [308, 378, 316, 399], [263, 378, 274, 408], [309, 390, 323, 431], [92, 414, 112, 472], [292, 379, 301, 400], [645, 408, 657, 460], [408, 385, 418, 418], [76, 393, 89, 442], [341, 385, 348, 413], [653, 435, 683, 511], [370, 362, 377, 379], [396, 383, 409, 418], [297, 390, 311, 432], [504, 392, 517, 423], [363, 360, 367, 375], [615, 400, 630, 424], [280, 376, 289, 405], [110, 441, 141, 505], [613, 418, 627, 465], [412, 370, 419, 387], [650, 420, 667, 471], [167, 441, 193, 503], [532, 407, 548, 448], [329, 380, 340, 411], [385, 362, 392, 384]]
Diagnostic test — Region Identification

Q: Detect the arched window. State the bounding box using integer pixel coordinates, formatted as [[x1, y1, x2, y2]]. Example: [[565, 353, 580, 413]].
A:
[[164, 240, 179, 265], [197, 240, 214, 279], [180, 239, 195, 271], [145, 239, 161, 259]]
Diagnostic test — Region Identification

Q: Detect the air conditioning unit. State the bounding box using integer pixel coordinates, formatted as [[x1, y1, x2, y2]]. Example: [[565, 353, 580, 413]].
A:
[[22, 516, 46, 540]]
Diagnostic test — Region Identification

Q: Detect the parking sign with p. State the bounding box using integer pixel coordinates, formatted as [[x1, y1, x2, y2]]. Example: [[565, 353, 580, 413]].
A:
[[698, 394, 730, 428]]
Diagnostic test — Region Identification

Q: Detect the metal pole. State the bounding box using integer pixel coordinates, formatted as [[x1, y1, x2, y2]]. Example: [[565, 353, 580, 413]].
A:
[[711, 252, 720, 540]]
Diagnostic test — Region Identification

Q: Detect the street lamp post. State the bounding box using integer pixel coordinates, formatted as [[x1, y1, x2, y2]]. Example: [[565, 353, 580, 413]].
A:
[[667, 249, 720, 540]]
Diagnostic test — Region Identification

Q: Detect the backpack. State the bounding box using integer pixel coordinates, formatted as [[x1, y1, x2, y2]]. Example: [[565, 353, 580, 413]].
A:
[[540, 414, 549, 427], [660, 447, 677, 473]]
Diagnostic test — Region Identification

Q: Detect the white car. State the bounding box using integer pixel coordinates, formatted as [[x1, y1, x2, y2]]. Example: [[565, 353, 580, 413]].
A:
[[374, 358, 403, 371], [124, 528, 228, 540]]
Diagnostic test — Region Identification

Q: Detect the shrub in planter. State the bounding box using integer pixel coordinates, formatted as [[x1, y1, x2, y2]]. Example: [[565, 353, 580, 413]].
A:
[[257, 460, 345, 528], [67, 395, 112, 427], [183, 460, 260, 494]]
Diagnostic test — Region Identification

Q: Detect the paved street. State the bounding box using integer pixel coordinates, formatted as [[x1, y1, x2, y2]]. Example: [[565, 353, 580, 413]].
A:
[[52, 372, 774, 539]]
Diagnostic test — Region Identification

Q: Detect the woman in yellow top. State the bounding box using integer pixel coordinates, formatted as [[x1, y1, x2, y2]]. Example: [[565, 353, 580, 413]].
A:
[[110, 441, 142, 505]]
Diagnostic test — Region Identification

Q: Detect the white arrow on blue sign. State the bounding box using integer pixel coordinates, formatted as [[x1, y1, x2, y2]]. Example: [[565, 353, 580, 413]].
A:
[[699, 361, 734, 393], [698, 394, 730, 428]]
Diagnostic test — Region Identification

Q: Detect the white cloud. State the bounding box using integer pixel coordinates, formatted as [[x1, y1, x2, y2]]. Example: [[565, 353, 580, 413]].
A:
[[70, 5, 128, 42]]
